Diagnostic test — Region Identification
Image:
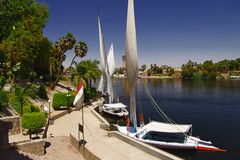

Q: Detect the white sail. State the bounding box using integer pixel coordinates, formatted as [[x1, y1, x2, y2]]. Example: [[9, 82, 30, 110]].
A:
[[107, 43, 116, 76], [97, 75, 104, 92], [125, 0, 138, 128], [97, 16, 107, 93], [97, 16, 113, 103]]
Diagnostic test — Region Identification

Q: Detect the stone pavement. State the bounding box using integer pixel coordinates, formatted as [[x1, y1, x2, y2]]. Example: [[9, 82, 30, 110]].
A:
[[47, 106, 166, 160], [41, 136, 84, 160]]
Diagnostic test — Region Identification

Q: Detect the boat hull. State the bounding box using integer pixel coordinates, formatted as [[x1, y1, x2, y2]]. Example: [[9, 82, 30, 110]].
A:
[[102, 105, 128, 117], [117, 126, 225, 152]]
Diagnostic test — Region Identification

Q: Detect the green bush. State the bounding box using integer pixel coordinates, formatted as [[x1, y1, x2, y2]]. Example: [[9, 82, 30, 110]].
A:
[[23, 105, 40, 113], [38, 84, 48, 100], [52, 92, 74, 110], [0, 90, 8, 109], [22, 112, 46, 138], [8, 94, 21, 113]]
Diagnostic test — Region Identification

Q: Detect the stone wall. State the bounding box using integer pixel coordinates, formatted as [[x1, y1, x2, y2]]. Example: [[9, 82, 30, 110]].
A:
[[70, 134, 100, 160], [0, 116, 21, 135], [15, 139, 45, 156]]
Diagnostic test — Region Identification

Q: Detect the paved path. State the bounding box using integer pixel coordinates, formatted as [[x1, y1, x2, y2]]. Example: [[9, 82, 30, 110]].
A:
[[48, 106, 161, 160], [42, 136, 84, 160]]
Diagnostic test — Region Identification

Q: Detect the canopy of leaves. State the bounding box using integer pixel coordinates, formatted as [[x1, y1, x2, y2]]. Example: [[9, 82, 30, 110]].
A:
[[70, 60, 101, 88], [0, 0, 49, 78]]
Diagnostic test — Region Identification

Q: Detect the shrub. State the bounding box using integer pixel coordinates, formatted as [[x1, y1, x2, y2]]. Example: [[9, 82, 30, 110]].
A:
[[0, 89, 8, 109], [22, 112, 46, 138], [8, 94, 21, 113], [52, 92, 74, 110], [23, 105, 40, 113], [38, 84, 48, 100]]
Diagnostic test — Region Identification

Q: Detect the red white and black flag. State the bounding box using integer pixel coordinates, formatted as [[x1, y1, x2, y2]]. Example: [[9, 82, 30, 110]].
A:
[[73, 79, 84, 108]]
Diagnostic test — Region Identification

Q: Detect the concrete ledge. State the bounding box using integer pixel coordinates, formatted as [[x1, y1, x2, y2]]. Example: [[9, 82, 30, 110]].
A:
[[108, 131, 184, 160], [90, 107, 110, 130], [51, 110, 69, 120], [13, 139, 45, 156], [70, 134, 100, 160], [0, 116, 21, 135]]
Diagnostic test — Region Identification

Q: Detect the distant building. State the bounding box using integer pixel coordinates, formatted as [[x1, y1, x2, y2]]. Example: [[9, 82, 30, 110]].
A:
[[173, 67, 182, 72], [160, 65, 172, 74], [122, 55, 126, 69]]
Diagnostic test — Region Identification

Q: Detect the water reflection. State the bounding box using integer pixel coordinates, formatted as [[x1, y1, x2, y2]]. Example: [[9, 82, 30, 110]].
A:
[[111, 78, 240, 160]]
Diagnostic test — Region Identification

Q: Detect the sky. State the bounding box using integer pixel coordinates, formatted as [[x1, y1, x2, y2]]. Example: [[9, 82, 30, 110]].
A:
[[40, 0, 240, 68]]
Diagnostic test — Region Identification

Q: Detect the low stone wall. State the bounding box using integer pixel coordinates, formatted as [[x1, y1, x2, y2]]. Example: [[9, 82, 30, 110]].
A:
[[90, 107, 110, 130], [0, 116, 21, 135], [14, 139, 45, 156], [108, 131, 184, 160], [70, 134, 100, 160]]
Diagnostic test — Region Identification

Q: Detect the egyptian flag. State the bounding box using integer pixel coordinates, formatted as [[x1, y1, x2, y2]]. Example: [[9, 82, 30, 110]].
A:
[[73, 79, 84, 108]]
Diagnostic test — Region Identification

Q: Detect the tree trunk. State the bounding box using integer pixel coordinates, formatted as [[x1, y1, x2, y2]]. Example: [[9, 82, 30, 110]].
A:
[[50, 55, 77, 90], [49, 64, 52, 78], [42, 119, 49, 139]]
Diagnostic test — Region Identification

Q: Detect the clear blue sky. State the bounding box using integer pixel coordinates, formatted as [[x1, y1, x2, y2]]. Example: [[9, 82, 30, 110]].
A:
[[40, 0, 240, 68]]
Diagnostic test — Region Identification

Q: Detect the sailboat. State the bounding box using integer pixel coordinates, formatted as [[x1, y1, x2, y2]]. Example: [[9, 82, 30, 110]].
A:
[[117, 0, 226, 152], [97, 16, 128, 117]]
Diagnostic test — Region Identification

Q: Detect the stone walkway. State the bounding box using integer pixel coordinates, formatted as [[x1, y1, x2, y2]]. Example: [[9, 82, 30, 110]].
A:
[[42, 136, 84, 160], [47, 106, 170, 160]]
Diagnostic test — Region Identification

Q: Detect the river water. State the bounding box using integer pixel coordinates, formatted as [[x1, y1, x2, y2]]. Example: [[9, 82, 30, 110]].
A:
[[105, 78, 239, 160]]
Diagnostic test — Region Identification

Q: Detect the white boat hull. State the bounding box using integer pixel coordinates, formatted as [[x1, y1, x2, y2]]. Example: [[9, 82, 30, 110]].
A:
[[117, 126, 225, 152], [102, 104, 129, 117]]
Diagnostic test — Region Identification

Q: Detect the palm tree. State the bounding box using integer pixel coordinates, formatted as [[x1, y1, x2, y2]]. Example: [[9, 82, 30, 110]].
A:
[[70, 60, 101, 89], [50, 33, 77, 89]]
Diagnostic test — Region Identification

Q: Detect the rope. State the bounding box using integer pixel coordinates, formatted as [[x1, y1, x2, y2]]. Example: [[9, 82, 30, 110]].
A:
[[141, 81, 192, 138]]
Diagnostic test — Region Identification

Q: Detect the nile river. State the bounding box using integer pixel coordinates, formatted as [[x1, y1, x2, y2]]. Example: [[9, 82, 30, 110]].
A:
[[105, 78, 239, 160]]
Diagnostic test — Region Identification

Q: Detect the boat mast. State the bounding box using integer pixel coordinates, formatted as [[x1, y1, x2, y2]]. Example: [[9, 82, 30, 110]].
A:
[[126, 0, 138, 128]]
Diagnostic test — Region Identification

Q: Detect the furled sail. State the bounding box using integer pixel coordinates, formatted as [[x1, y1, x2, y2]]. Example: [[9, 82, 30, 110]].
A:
[[107, 43, 116, 76], [106, 45, 114, 103], [97, 16, 107, 93], [125, 0, 138, 128]]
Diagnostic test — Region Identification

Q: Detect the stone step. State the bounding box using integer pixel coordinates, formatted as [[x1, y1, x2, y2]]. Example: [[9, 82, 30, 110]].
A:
[[18, 151, 42, 160]]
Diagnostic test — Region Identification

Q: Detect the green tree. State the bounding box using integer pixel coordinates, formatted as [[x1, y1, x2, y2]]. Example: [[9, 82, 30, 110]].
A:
[[50, 33, 76, 89], [70, 60, 101, 89], [140, 64, 147, 71], [34, 37, 52, 76], [202, 60, 217, 79], [0, 0, 49, 78]]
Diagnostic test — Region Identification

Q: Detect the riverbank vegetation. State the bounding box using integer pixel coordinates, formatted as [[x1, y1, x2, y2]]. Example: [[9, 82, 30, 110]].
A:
[[181, 59, 240, 79]]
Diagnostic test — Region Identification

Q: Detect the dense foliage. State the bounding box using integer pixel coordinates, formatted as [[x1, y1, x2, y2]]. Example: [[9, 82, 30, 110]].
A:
[[182, 58, 240, 79], [38, 84, 48, 100], [52, 92, 74, 110], [0, 90, 8, 109], [22, 112, 46, 138], [0, 0, 49, 78], [70, 59, 101, 88]]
